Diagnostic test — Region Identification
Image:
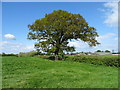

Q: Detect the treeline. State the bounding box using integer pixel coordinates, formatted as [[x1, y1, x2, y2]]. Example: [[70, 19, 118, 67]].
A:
[[0, 53, 18, 56], [1, 51, 47, 57], [96, 50, 111, 53], [0, 49, 117, 57]]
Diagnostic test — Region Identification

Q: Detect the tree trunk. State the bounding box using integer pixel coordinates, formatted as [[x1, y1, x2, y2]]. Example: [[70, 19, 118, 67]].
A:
[[55, 45, 60, 60], [55, 49, 59, 60], [55, 55, 58, 60]]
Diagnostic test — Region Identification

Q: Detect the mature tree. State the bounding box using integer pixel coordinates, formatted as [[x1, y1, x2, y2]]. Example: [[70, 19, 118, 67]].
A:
[[28, 10, 100, 60]]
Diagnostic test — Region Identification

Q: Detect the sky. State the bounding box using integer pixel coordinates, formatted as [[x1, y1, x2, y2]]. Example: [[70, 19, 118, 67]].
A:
[[1, 2, 118, 54], [2, 0, 119, 2]]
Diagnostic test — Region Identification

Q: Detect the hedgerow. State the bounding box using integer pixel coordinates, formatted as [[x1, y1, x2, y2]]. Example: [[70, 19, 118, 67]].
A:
[[65, 55, 119, 67]]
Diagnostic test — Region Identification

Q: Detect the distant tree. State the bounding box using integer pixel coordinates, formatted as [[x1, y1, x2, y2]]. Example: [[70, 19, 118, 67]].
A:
[[1, 53, 17, 56], [28, 10, 100, 60], [81, 51, 84, 53], [105, 50, 111, 53], [2, 52, 6, 56], [96, 50, 102, 52]]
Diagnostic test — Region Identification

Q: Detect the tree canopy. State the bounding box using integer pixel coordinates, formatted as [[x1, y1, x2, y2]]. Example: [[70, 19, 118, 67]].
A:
[[96, 50, 102, 52], [27, 10, 100, 60], [105, 50, 111, 53]]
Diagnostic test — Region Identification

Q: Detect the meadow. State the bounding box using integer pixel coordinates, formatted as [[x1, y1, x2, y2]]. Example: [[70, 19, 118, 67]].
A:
[[2, 55, 118, 88]]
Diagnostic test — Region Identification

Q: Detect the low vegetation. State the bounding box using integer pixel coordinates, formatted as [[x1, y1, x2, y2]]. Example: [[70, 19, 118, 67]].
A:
[[2, 56, 118, 88], [18, 51, 38, 57], [1, 53, 18, 56], [65, 55, 119, 67]]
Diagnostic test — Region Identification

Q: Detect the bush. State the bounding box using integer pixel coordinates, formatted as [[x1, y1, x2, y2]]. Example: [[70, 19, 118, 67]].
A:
[[65, 55, 119, 67], [18, 51, 37, 57]]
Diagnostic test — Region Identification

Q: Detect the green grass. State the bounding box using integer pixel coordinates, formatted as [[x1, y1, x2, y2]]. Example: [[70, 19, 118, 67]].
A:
[[2, 56, 118, 88]]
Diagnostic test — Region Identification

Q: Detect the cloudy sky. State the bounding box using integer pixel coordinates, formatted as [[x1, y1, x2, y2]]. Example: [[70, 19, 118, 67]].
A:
[[1, 2, 118, 54]]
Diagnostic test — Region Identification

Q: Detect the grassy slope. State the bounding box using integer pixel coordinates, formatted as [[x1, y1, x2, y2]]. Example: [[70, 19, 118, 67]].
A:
[[2, 56, 118, 88]]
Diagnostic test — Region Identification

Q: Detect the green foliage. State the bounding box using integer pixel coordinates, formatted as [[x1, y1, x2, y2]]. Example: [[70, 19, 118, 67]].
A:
[[27, 10, 100, 60], [96, 50, 102, 52], [39, 52, 46, 55], [2, 56, 118, 88], [105, 50, 111, 53], [1, 53, 18, 56], [65, 55, 119, 67], [96, 50, 111, 53], [18, 51, 37, 57]]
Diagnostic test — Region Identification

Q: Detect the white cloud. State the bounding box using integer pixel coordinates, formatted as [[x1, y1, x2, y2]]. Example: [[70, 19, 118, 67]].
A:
[[68, 40, 88, 49], [114, 37, 118, 40], [103, 2, 118, 27], [67, 32, 118, 52], [4, 34, 16, 40], [0, 41, 35, 54], [97, 33, 116, 40], [96, 33, 118, 52], [0, 41, 9, 45]]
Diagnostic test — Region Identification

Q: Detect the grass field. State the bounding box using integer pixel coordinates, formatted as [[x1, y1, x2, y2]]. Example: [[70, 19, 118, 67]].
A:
[[2, 56, 118, 88]]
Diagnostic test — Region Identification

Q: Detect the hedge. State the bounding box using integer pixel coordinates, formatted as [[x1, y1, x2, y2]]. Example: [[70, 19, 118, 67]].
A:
[[65, 55, 119, 67]]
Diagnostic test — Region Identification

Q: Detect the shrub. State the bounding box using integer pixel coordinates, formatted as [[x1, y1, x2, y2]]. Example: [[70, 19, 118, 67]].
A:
[[65, 55, 119, 67], [18, 51, 37, 57]]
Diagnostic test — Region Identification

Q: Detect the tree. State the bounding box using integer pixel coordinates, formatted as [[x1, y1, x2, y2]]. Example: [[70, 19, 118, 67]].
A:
[[96, 50, 102, 52], [2, 52, 6, 56], [105, 50, 111, 53], [66, 46, 75, 54], [27, 10, 100, 60]]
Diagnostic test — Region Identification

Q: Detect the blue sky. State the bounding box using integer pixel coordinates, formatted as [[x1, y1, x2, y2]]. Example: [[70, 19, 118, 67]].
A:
[[1, 2, 118, 53]]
